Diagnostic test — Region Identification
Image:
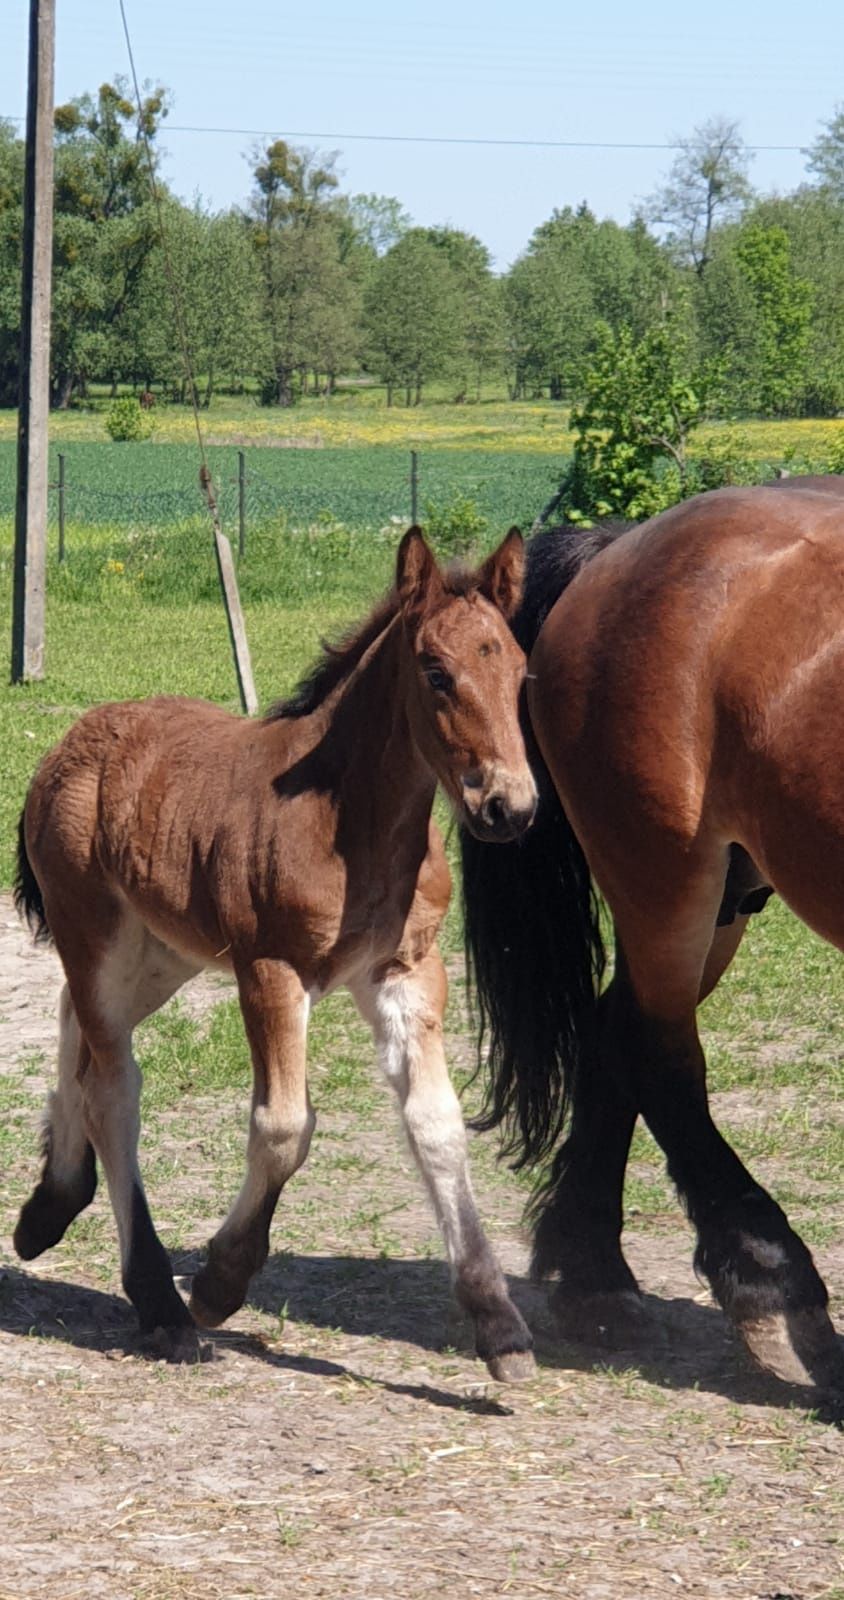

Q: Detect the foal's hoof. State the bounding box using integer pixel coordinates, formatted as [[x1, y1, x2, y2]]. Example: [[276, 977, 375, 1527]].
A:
[[551, 1287, 664, 1353], [486, 1349, 537, 1383], [737, 1306, 844, 1395], [14, 1186, 83, 1260]]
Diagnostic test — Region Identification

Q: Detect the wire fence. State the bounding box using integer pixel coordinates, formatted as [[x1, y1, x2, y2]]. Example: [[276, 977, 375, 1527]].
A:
[[10, 445, 557, 562]]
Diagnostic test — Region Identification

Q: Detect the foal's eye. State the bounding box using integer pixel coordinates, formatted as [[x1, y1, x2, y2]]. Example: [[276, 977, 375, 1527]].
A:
[[425, 666, 453, 694]]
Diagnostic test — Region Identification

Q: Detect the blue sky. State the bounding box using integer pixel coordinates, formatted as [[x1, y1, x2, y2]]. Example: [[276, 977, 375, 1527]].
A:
[[2, 0, 841, 268]]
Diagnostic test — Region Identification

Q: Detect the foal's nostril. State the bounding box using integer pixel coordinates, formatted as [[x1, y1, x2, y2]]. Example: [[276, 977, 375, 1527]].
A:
[[481, 793, 508, 829]]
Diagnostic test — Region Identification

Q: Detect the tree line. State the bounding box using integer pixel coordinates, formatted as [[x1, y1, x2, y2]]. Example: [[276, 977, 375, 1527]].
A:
[[2, 85, 844, 417]]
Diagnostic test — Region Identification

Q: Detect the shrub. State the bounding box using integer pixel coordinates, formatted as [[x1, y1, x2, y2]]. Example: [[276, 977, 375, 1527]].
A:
[[690, 431, 769, 492], [561, 322, 710, 523], [105, 397, 154, 443], [422, 493, 488, 558]]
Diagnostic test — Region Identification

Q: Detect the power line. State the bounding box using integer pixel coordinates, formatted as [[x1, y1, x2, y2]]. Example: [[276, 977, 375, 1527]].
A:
[[0, 112, 808, 153]]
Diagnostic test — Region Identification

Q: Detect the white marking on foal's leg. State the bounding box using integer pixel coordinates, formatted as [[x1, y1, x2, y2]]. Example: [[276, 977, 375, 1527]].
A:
[[351, 952, 534, 1378]]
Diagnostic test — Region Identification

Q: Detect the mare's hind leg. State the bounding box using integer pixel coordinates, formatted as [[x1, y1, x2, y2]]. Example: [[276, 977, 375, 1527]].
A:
[[14, 985, 97, 1259], [351, 948, 535, 1382], [612, 882, 844, 1394], [537, 914, 752, 1350], [190, 960, 314, 1328]]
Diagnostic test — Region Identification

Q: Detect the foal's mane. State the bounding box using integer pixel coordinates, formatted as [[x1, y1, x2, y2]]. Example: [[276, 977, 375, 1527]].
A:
[[266, 566, 481, 722]]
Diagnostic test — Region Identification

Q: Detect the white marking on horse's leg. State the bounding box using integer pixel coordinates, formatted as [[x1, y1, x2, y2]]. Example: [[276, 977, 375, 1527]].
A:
[[737, 1233, 788, 1270], [351, 951, 533, 1374]]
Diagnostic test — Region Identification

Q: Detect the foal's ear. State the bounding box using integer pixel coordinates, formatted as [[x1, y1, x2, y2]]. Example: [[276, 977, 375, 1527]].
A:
[[478, 527, 524, 620], [396, 526, 443, 624]]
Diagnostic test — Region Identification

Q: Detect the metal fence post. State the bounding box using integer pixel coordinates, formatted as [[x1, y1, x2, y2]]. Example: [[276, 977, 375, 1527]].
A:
[[410, 449, 418, 525], [57, 450, 65, 561], [238, 449, 246, 557]]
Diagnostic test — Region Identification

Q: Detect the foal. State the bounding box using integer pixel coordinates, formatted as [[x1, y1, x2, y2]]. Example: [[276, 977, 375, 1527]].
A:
[[14, 528, 537, 1379]]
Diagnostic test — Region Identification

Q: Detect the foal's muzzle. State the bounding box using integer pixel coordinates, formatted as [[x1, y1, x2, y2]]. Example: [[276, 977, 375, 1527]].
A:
[[461, 774, 538, 843]]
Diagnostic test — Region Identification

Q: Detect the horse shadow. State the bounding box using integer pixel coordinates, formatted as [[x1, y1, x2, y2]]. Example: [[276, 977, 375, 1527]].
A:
[[1, 1250, 841, 1425]]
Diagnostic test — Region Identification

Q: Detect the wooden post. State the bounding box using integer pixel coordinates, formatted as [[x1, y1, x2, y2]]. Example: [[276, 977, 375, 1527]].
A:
[[12, 0, 55, 683], [57, 451, 65, 562], [199, 466, 258, 715], [238, 449, 246, 558], [410, 449, 418, 525]]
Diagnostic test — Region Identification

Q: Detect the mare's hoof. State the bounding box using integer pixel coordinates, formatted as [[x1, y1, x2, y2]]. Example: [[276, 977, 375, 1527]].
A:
[[140, 1323, 213, 1364], [486, 1349, 537, 1383], [188, 1291, 227, 1330], [737, 1306, 844, 1394], [551, 1287, 665, 1353]]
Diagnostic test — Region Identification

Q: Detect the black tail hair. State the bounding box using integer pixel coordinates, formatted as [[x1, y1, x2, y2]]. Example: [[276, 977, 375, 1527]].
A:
[[460, 520, 630, 1178], [14, 805, 52, 944]]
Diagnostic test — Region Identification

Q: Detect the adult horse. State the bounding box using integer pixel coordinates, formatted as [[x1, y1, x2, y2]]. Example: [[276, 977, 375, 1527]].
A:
[[461, 477, 844, 1395], [14, 527, 537, 1380]]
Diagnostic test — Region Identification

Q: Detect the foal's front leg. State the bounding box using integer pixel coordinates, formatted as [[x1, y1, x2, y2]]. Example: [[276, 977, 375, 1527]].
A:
[[190, 960, 314, 1328], [352, 948, 534, 1381]]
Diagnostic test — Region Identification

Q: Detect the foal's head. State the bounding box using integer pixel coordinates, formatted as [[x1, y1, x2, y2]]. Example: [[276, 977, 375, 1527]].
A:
[[396, 527, 537, 842]]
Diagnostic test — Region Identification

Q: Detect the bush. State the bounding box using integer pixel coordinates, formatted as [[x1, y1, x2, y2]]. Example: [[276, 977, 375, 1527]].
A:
[[561, 322, 710, 523], [690, 431, 769, 492], [105, 397, 154, 442], [422, 493, 488, 558]]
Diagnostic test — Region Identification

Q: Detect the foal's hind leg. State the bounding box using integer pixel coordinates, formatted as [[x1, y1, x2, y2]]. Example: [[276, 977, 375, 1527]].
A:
[[17, 912, 200, 1346], [351, 949, 534, 1382], [190, 960, 314, 1328], [14, 985, 97, 1259]]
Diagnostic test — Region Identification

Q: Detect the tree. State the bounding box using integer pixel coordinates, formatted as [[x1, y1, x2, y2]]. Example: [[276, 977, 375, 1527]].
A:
[[50, 80, 169, 405], [694, 218, 813, 415], [422, 227, 504, 398], [803, 105, 844, 198], [751, 188, 844, 413], [646, 116, 754, 275], [0, 119, 24, 404], [503, 205, 682, 399], [132, 204, 268, 402], [246, 139, 360, 404], [363, 233, 461, 405], [732, 224, 812, 414], [345, 193, 411, 256]]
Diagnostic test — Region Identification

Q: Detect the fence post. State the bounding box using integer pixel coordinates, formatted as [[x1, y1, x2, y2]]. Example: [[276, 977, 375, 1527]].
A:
[[410, 449, 418, 525], [57, 451, 65, 562], [238, 449, 246, 557]]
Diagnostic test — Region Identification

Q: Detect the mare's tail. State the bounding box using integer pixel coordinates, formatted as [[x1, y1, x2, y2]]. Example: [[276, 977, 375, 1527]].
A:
[[460, 522, 627, 1241], [14, 805, 52, 944]]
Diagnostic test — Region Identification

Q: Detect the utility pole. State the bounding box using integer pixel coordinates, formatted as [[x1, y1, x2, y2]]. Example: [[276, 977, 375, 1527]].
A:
[[12, 0, 55, 683]]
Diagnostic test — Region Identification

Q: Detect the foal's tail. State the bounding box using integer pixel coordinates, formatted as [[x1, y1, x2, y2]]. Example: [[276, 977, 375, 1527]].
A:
[[14, 804, 52, 944], [460, 523, 627, 1225]]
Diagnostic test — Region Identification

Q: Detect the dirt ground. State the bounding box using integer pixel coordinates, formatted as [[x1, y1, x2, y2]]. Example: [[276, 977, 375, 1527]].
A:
[[1, 893, 842, 1600]]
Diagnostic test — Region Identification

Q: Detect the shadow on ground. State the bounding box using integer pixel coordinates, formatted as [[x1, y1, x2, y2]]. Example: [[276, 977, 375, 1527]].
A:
[[2, 1249, 841, 1424]]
